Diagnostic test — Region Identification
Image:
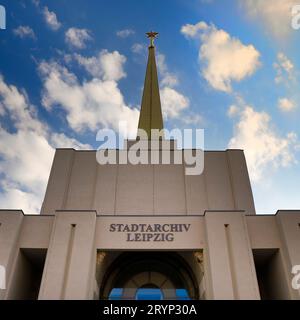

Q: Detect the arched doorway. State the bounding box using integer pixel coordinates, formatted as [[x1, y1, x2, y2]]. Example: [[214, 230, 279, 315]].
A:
[[100, 252, 199, 300]]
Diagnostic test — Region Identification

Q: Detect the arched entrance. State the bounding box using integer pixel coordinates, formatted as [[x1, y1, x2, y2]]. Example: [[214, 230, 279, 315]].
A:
[[100, 252, 199, 300]]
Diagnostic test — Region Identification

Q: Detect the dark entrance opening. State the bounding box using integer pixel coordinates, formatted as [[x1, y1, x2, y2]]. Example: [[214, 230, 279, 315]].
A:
[[253, 249, 291, 300], [6, 248, 47, 300], [101, 252, 198, 300]]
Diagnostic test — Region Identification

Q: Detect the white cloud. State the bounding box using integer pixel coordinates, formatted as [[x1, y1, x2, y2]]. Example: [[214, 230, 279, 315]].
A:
[[274, 52, 294, 84], [160, 87, 189, 119], [155, 53, 191, 120], [50, 133, 91, 149], [228, 105, 298, 182], [0, 75, 91, 214], [0, 77, 54, 213], [0, 186, 45, 216], [74, 50, 126, 81], [241, 0, 297, 40], [13, 25, 36, 39], [39, 59, 139, 137], [71, 46, 192, 126], [116, 29, 135, 38], [32, 0, 40, 7], [278, 97, 296, 112], [65, 28, 92, 49], [43, 6, 61, 31], [160, 74, 179, 88], [156, 53, 178, 87], [73, 46, 189, 124], [0, 75, 44, 133], [181, 113, 203, 125], [273, 53, 298, 114], [180, 21, 208, 38], [0, 102, 5, 116], [227, 104, 240, 117], [181, 21, 260, 92], [131, 43, 145, 54], [0, 129, 54, 198]]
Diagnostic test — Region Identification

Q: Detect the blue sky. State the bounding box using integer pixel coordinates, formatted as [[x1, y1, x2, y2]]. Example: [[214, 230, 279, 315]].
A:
[[0, 0, 299, 214]]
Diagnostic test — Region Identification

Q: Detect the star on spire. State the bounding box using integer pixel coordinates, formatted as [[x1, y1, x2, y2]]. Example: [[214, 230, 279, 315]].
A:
[[146, 31, 158, 47]]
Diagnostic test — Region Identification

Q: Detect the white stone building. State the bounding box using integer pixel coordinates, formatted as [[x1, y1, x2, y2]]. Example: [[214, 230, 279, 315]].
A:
[[0, 33, 299, 300]]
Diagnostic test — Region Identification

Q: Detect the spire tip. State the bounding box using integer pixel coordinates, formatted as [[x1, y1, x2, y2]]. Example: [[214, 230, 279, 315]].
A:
[[146, 31, 158, 47]]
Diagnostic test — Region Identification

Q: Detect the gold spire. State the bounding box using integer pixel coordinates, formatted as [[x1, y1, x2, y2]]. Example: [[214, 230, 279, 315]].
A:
[[137, 31, 164, 139]]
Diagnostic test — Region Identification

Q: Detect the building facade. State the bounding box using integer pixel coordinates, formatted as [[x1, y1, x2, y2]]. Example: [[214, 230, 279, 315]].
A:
[[0, 34, 299, 300]]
